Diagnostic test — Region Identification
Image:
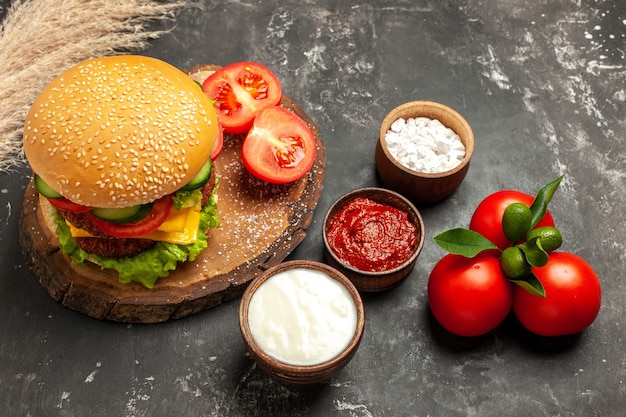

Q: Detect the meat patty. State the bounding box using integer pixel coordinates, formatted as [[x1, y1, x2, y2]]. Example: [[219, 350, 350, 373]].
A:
[[74, 236, 156, 258]]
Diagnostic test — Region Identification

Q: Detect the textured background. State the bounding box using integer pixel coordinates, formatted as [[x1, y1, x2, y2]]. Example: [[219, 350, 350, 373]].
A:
[[1, 0, 624, 416]]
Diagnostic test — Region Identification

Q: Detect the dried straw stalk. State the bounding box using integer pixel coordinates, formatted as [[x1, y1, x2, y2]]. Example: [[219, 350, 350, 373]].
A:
[[0, 0, 188, 172]]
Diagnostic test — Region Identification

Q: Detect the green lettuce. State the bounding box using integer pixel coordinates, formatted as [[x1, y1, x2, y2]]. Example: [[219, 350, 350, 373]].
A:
[[52, 188, 220, 289]]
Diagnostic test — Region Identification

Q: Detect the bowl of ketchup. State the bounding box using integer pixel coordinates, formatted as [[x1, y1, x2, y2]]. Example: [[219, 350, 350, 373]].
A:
[[323, 188, 425, 292]]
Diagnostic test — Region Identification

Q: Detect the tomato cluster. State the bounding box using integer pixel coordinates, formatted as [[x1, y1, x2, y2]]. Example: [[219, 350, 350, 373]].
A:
[[428, 181, 602, 338], [202, 62, 317, 184]]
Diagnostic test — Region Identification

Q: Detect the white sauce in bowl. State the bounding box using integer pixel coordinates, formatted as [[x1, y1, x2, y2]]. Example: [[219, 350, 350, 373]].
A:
[[247, 267, 358, 366]]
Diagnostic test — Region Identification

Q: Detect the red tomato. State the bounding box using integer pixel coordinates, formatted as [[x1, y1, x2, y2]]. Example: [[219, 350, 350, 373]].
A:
[[48, 197, 92, 213], [513, 252, 601, 336], [469, 190, 555, 251], [202, 62, 282, 134], [210, 122, 224, 161], [428, 253, 513, 337], [241, 106, 317, 184], [88, 195, 174, 238]]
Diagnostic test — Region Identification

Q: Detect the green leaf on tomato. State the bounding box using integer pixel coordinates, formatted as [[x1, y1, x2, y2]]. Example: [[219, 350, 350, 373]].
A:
[[529, 176, 563, 229], [518, 238, 549, 268], [433, 227, 499, 258], [510, 273, 546, 298]]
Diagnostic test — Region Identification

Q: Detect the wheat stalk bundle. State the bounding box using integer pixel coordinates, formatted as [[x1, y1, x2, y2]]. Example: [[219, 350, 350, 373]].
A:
[[0, 0, 187, 173]]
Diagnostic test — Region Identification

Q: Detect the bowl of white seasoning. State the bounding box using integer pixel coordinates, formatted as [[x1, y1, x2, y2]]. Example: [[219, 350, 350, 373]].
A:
[[239, 260, 365, 385], [375, 101, 474, 204]]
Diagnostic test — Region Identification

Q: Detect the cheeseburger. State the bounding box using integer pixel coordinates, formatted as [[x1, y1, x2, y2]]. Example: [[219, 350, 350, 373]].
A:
[[23, 55, 221, 288]]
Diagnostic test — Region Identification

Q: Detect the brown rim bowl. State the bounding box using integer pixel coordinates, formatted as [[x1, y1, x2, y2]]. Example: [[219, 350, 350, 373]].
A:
[[239, 260, 365, 385], [375, 100, 474, 205], [323, 187, 425, 292]]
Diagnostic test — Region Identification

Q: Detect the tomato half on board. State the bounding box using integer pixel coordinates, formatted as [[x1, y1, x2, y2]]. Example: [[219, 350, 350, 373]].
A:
[[202, 62, 282, 134], [242, 106, 317, 184], [88, 194, 174, 238]]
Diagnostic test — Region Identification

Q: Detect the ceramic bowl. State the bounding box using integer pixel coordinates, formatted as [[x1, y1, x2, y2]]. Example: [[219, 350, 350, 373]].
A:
[[239, 260, 365, 385], [375, 100, 474, 204], [322, 187, 425, 292]]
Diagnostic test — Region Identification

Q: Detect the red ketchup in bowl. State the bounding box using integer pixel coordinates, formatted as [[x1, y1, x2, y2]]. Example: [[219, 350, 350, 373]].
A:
[[326, 197, 417, 272]]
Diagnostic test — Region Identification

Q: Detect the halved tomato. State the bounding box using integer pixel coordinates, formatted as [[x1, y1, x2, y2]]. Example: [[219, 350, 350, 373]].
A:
[[48, 197, 92, 213], [87, 194, 174, 238], [202, 62, 282, 134], [241, 106, 316, 184]]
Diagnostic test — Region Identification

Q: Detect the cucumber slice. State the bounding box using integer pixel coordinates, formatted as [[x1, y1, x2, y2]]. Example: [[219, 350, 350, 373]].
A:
[[34, 174, 63, 199], [181, 158, 212, 191], [90, 203, 152, 224]]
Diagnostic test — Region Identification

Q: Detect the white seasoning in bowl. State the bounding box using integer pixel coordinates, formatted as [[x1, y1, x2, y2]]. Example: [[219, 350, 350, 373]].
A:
[[384, 117, 466, 173]]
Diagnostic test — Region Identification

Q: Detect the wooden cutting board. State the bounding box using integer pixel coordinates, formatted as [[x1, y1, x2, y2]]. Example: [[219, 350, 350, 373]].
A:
[[18, 96, 325, 323]]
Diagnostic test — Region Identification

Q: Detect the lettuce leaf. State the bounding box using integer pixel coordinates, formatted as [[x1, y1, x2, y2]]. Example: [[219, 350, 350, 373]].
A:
[[52, 188, 220, 289], [172, 189, 203, 210]]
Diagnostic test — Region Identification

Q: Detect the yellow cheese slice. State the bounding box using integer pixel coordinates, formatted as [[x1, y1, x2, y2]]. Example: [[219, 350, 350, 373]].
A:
[[67, 205, 202, 245], [142, 206, 201, 245]]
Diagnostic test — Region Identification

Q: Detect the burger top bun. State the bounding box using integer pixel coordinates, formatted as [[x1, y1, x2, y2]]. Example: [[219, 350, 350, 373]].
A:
[[23, 55, 219, 209]]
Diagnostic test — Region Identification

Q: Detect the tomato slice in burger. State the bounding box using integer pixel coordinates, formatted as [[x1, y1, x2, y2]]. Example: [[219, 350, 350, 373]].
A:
[[48, 197, 92, 213], [202, 62, 282, 134], [241, 106, 317, 184], [210, 122, 224, 161], [88, 194, 174, 238]]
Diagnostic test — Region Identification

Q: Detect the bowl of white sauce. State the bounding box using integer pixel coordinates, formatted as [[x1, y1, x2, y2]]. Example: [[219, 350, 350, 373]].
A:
[[238, 260, 365, 384], [375, 100, 474, 204]]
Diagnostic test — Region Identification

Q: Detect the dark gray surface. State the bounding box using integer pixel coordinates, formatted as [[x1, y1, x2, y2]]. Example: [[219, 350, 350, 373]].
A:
[[1, 0, 625, 416]]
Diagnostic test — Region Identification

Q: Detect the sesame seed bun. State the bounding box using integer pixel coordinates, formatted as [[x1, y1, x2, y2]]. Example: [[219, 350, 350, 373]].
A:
[[23, 55, 219, 208]]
